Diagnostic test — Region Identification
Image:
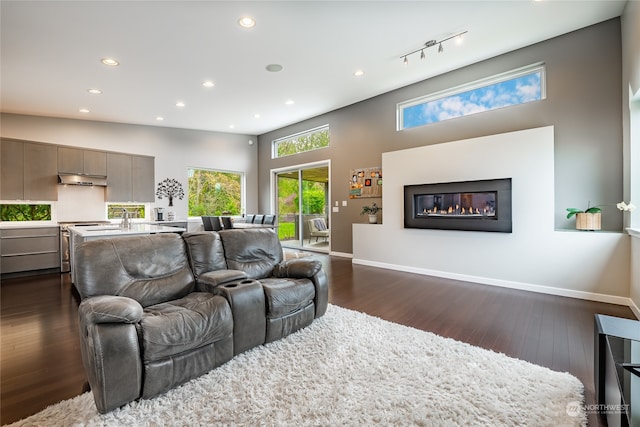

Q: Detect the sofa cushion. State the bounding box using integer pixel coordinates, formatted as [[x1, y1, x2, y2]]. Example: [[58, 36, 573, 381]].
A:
[[259, 277, 315, 318], [182, 232, 228, 277], [75, 234, 195, 307], [140, 292, 233, 362], [218, 229, 283, 279]]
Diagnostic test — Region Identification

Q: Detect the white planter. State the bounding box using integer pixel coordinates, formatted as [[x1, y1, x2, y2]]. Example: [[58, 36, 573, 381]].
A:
[[368, 214, 378, 224]]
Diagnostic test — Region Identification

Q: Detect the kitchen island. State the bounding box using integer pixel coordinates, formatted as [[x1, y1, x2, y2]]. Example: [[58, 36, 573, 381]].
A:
[[68, 223, 186, 282]]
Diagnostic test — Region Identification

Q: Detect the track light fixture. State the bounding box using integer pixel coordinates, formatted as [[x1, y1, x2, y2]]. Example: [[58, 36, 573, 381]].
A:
[[400, 30, 467, 65]]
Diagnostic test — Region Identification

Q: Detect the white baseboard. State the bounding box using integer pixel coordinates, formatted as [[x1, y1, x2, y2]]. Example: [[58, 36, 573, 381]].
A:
[[330, 251, 353, 258], [352, 258, 636, 310]]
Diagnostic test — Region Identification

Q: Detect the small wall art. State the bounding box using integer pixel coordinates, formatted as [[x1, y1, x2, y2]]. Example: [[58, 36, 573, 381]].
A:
[[349, 166, 382, 198]]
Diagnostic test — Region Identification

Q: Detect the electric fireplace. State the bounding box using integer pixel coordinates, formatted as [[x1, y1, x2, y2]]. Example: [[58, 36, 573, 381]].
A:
[[404, 178, 512, 232]]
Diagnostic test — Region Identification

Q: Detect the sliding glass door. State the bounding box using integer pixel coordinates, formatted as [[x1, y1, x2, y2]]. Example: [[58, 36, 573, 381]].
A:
[[275, 163, 329, 252]]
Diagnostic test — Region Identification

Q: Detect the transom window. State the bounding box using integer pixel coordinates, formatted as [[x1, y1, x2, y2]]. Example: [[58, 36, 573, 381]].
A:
[[397, 63, 545, 130], [272, 125, 330, 158]]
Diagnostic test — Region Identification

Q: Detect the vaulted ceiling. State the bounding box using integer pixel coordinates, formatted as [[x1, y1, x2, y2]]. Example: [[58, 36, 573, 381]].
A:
[[0, 1, 628, 135]]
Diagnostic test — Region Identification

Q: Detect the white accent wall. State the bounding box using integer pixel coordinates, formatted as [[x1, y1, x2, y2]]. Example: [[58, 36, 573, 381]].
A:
[[353, 126, 631, 305]]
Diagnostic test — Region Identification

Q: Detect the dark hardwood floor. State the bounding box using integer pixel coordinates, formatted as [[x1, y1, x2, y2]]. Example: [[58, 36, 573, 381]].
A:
[[1, 254, 636, 426]]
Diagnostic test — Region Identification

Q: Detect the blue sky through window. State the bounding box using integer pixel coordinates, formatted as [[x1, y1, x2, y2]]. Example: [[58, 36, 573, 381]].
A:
[[402, 71, 542, 129]]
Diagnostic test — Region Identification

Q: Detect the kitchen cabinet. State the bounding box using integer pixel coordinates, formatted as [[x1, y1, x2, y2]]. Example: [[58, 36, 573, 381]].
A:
[[1, 139, 24, 200], [0, 139, 57, 201], [132, 155, 154, 202], [58, 147, 107, 176], [106, 153, 154, 202], [1, 226, 60, 274]]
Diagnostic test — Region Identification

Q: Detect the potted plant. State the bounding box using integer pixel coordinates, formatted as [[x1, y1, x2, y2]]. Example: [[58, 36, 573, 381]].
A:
[[566, 202, 602, 230], [361, 202, 381, 224], [566, 200, 636, 231]]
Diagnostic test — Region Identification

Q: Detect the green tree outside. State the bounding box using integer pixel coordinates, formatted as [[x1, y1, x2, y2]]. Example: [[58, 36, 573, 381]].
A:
[[189, 169, 242, 216], [0, 204, 51, 221], [275, 128, 329, 158]]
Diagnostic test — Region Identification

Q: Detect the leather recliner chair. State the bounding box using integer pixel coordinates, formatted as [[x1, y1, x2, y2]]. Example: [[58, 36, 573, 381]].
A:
[[74, 233, 234, 414], [217, 228, 328, 342]]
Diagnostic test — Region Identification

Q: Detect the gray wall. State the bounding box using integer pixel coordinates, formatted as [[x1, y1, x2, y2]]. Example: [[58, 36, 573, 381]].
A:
[[258, 19, 623, 255]]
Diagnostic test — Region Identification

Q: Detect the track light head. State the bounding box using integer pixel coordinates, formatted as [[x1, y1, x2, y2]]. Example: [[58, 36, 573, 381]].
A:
[[399, 31, 466, 65]]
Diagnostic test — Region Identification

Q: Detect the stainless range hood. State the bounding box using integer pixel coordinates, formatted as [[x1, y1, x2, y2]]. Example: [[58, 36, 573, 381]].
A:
[[58, 173, 107, 186]]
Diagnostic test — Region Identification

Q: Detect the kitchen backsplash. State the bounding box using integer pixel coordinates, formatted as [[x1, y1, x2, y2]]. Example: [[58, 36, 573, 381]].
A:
[[57, 185, 108, 222]]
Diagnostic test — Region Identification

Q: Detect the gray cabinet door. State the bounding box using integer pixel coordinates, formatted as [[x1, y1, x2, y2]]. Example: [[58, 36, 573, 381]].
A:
[[58, 147, 106, 176], [1, 139, 24, 200], [24, 143, 58, 200], [106, 153, 132, 202], [0, 227, 60, 273], [132, 155, 155, 202], [57, 147, 84, 174], [84, 150, 107, 176]]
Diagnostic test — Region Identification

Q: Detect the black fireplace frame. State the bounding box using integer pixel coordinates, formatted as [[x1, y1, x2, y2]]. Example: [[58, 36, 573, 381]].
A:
[[404, 178, 512, 233]]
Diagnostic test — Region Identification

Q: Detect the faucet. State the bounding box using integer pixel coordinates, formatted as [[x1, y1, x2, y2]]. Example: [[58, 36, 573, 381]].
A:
[[120, 208, 130, 229]]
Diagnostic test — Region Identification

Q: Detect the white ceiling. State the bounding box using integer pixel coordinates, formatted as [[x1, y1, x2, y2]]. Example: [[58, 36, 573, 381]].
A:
[[0, 1, 628, 136]]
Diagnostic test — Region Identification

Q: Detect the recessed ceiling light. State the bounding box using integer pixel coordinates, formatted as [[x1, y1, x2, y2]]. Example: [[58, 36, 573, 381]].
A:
[[79, 108, 90, 113], [202, 80, 215, 88], [87, 88, 102, 94], [101, 58, 119, 66], [229, 124, 235, 129], [156, 116, 164, 121], [254, 114, 261, 119], [265, 64, 283, 72], [285, 99, 295, 105], [353, 70, 365, 77], [238, 16, 256, 28], [176, 101, 185, 108]]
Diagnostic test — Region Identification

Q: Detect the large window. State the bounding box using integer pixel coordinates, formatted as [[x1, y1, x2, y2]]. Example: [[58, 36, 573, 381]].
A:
[[398, 63, 545, 130], [188, 168, 243, 216], [272, 125, 330, 158]]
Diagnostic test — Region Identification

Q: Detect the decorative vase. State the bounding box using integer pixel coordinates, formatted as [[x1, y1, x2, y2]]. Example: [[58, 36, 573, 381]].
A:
[[368, 214, 378, 224], [168, 196, 174, 207], [576, 212, 601, 230]]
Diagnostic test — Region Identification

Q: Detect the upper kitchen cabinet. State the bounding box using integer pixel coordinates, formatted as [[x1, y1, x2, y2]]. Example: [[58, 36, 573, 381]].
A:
[[106, 153, 154, 202], [1, 139, 58, 201], [1, 139, 24, 200], [58, 147, 107, 176], [132, 155, 154, 202]]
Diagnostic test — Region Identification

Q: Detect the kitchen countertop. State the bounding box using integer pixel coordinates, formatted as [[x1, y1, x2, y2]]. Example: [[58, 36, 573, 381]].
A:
[[68, 223, 185, 237], [0, 221, 60, 229]]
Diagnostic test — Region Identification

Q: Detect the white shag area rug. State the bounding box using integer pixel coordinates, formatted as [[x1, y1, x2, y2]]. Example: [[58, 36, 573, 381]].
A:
[[8, 305, 586, 426]]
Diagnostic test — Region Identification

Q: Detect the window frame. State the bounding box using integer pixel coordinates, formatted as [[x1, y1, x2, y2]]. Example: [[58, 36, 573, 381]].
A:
[[272, 124, 330, 159], [397, 63, 546, 131], [0, 202, 53, 222], [187, 167, 245, 217], [106, 203, 147, 220]]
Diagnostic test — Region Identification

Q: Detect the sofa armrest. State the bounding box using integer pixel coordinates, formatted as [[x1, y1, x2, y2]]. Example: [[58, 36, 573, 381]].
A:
[[79, 295, 143, 324], [273, 259, 328, 318], [272, 259, 322, 279], [196, 269, 248, 293], [78, 296, 143, 413]]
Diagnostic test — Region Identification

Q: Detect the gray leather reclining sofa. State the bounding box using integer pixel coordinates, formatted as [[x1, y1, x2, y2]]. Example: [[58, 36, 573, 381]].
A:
[[74, 228, 328, 413]]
